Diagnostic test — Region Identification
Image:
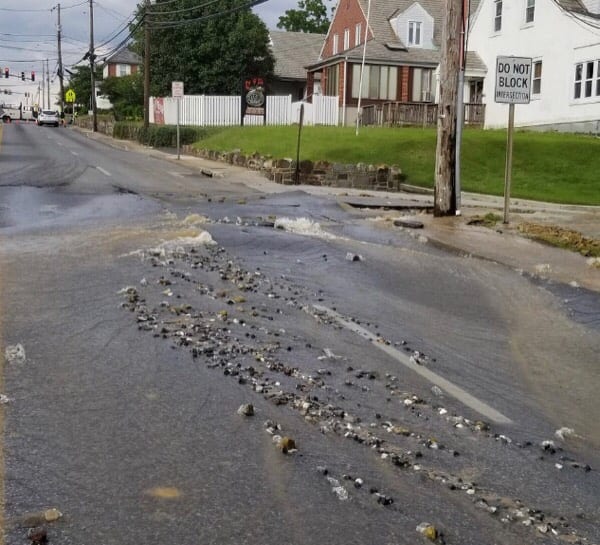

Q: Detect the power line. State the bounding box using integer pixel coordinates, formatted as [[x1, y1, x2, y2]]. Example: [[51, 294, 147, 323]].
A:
[[0, 0, 86, 12], [149, 0, 269, 29]]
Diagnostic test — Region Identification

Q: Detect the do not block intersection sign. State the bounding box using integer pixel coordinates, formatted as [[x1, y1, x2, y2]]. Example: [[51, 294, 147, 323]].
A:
[[495, 56, 532, 104]]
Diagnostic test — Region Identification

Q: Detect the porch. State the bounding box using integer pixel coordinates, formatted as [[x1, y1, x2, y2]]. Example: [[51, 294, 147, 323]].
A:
[[361, 102, 485, 128]]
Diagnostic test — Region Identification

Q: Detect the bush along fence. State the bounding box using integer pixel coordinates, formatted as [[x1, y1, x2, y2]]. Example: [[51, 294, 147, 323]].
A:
[[182, 146, 406, 191]]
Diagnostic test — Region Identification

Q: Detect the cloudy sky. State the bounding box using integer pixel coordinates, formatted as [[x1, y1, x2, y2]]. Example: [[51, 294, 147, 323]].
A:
[[0, 0, 332, 105]]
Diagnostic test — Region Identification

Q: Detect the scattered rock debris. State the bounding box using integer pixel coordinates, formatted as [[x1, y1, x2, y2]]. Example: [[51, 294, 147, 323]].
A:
[[116, 232, 596, 544], [416, 522, 439, 542], [27, 526, 47, 544], [4, 343, 26, 365], [237, 403, 255, 417]]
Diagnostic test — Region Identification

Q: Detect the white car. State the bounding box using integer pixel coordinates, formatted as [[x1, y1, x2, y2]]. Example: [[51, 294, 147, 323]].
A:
[[37, 110, 60, 127]]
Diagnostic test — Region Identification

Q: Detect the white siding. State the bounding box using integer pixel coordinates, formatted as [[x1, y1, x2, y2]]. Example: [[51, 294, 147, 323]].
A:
[[390, 2, 435, 49], [469, 0, 600, 129]]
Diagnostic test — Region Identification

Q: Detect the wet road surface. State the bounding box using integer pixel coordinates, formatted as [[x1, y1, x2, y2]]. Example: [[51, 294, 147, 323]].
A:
[[1, 123, 599, 545]]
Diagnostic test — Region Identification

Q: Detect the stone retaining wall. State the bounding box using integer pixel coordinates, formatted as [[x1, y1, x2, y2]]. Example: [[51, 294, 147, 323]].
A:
[[182, 146, 406, 191]]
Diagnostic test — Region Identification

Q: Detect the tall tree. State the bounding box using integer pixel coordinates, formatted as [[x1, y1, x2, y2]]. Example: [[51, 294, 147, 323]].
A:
[[277, 0, 332, 34], [134, 0, 274, 97]]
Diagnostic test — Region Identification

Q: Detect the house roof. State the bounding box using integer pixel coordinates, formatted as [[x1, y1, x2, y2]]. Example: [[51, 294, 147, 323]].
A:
[[308, 0, 486, 72], [270, 31, 325, 81], [103, 45, 142, 66]]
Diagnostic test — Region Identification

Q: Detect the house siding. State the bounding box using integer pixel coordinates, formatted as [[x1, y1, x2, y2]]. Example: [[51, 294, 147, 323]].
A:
[[469, 0, 600, 130]]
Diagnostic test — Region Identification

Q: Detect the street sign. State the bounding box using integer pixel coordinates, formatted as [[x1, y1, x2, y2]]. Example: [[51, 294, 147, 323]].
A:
[[65, 89, 76, 103], [172, 81, 184, 98], [495, 56, 532, 104]]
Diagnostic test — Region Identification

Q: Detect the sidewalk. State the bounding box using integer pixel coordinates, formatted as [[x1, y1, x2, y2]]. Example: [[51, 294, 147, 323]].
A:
[[77, 127, 600, 293]]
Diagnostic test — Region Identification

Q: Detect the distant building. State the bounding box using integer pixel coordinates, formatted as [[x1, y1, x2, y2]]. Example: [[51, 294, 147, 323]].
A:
[[269, 31, 325, 100], [101, 46, 142, 79]]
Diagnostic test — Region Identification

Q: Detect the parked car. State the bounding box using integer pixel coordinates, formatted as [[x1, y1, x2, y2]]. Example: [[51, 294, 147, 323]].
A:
[[37, 110, 60, 127]]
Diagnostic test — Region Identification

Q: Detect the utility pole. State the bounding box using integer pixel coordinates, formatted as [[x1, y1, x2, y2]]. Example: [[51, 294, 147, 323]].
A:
[[434, 0, 462, 217], [55, 3, 65, 121], [41, 62, 46, 109], [46, 59, 51, 109], [89, 0, 97, 132], [143, 0, 151, 129]]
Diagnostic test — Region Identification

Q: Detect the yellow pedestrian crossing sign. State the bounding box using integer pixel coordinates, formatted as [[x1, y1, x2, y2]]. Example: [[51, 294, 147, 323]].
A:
[[65, 89, 76, 103]]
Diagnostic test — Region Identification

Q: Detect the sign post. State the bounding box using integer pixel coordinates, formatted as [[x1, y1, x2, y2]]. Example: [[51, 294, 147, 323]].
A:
[[65, 88, 76, 124], [494, 56, 532, 224], [172, 81, 184, 160]]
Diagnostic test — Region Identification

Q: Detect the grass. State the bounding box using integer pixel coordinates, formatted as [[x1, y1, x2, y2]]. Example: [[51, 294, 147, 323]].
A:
[[518, 223, 600, 257], [193, 126, 600, 205]]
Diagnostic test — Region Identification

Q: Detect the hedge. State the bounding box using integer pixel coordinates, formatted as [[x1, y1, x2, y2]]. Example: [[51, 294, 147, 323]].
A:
[[113, 122, 212, 147]]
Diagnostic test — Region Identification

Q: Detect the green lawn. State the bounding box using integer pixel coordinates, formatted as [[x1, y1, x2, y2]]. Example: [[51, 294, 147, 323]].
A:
[[193, 126, 600, 205]]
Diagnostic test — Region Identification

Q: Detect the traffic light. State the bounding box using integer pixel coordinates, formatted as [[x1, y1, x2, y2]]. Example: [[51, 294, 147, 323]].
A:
[[21, 72, 25, 81], [4, 67, 8, 79], [31, 71, 35, 82]]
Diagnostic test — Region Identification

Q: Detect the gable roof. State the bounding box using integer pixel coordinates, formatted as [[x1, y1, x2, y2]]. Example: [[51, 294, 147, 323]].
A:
[[309, 0, 485, 71], [103, 45, 142, 66], [270, 31, 325, 81]]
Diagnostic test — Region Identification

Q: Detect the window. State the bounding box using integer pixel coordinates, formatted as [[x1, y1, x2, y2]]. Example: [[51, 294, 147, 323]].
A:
[[351, 64, 398, 100], [525, 0, 535, 23], [408, 21, 422, 46], [355, 23, 362, 47], [344, 28, 350, 50], [494, 0, 502, 32], [332, 33, 339, 55], [325, 65, 339, 96], [118, 64, 130, 77], [574, 60, 600, 99], [411, 68, 434, 102], [532, 60, 542, 95]]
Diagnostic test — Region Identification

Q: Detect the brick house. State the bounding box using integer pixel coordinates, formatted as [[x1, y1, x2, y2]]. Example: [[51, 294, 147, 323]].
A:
[[306, 0, 487, 125], [101, 46, 142, 79]]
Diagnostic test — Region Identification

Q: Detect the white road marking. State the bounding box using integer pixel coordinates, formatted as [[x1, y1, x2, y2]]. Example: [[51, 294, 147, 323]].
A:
[[168, 171, 185, 178], [312, 304, 513, 425], [57, 141, 65, 147], [70, 151, 79, 156], [96, 166, 111, 177]]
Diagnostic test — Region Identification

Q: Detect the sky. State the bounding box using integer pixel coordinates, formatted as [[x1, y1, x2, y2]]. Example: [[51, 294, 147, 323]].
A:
[[0, 0, 326, 107]]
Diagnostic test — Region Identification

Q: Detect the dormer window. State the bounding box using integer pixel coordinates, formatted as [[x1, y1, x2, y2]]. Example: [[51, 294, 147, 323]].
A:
[[408, 21, 422, 46]]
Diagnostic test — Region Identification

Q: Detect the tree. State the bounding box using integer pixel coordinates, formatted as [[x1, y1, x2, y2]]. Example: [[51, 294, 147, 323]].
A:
[[277, 0, 332, 34], [134, 0, 274, 97], [100, 73, 144, 120], [65, 65, 102, 113]]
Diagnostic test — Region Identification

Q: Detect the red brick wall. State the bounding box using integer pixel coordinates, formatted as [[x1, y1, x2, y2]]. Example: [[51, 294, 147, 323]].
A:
[[323, 0, 372, 59], [401, 66, 410, 102]]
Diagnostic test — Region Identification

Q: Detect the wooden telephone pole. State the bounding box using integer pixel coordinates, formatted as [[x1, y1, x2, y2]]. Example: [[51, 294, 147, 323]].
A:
[[143, 0, 151, 129], [434, 0, 463, 217]]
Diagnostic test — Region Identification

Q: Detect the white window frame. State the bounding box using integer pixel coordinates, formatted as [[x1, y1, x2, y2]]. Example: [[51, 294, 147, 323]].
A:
[[343, 28, 350, 51], [351, 64, 398, 100], [573, 60, 600, 100], [532, 60, 542, 95], [494, 0, 503, 32], [525, 0, 535, 23], [332, 33, 339, 55], [355, 23, 362, 47], [407, 21, 422, 47]]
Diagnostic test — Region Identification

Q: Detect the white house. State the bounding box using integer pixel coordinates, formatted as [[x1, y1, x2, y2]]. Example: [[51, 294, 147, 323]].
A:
[[469, 0, 600, 132]]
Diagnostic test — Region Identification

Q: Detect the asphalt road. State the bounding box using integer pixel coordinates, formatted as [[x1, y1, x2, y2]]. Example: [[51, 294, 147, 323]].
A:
[[1, 123, 599, 545]]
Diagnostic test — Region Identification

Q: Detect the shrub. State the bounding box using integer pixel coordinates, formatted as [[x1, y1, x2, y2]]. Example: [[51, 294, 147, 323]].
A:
[[113, 122, 212, 147]]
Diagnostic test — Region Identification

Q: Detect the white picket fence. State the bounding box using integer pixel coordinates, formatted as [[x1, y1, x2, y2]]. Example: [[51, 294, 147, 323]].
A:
[[149, 95, 339, 127]]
